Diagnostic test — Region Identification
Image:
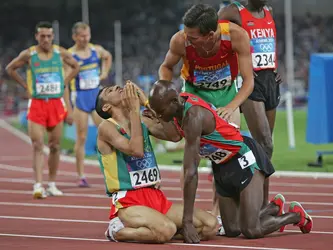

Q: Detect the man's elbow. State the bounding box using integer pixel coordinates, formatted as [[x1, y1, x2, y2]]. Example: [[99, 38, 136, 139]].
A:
[[5, 65, 14, 76], [170, 134, 182, 143]]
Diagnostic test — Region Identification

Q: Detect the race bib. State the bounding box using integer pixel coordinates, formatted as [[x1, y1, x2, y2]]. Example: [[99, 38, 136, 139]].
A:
[[36, 72, 61, 95], [193, 65, 232, 90], [129, 166, 161, 188], [79, 69, 100, 90], [251, 38, 276, 69], [199, 144, 232, 164], [238, 150, 256, 169]]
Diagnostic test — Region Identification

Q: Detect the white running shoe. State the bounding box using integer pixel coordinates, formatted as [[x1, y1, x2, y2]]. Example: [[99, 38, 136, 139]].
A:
[[33, 185, 47, 199], [216, 215, 226, 236], [46, 184, 64, 196]]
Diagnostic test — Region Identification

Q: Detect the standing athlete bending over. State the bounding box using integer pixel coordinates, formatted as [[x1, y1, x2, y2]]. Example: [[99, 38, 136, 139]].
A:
[[159, 3, 254, 218], [96, 81, 217, 243], [149, 80, 313, 243]]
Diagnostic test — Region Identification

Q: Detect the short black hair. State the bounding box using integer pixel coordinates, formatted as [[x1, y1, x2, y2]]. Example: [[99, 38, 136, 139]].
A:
[[95, 88, 112, 119], [35, 21, 53, 34], [183, 4, 218, 35]]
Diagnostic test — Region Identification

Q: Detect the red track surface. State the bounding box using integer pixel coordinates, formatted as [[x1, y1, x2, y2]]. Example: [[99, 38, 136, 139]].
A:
[[0, 126, 332, 250]]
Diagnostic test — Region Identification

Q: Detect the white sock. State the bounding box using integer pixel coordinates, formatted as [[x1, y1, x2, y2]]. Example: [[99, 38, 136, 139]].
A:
[[34, 182, 42, 189]]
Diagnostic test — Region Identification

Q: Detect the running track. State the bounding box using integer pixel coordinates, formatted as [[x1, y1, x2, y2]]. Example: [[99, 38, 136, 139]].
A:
[[0, 122, 332, 250]]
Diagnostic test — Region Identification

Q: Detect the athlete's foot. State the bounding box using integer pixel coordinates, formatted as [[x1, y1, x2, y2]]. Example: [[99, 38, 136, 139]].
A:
[[270, 193, 286, 232], [78, 177, 90, 187], [289, 201, 313, 234], [33, 184, 47, 199], [46, 183, 64, 196]]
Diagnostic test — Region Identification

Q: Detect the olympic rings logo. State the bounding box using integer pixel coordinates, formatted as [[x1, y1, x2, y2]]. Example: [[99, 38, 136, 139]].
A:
[[259, 44, 273, 52], [136, 158, 152, 169]]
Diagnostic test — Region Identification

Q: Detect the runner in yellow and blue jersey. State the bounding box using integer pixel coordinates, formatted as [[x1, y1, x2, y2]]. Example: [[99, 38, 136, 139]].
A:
[[68, 22, 112, 187]]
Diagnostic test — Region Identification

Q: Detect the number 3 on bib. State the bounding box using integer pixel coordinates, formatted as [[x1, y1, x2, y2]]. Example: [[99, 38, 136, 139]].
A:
[[238, 150, 256, 169]]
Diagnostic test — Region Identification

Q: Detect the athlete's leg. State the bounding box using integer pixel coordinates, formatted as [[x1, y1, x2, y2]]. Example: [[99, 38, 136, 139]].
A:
[[266, 108, 277, 134], [73, 106, 89, 180], [218, 195, 241, 237], [113, 206, 177, 243], [28, 120, 46, 192], [239, 170, 304, 239], [241, 100, 272, 206], [165, 203, 217, 240], [46, 121, 63, 183]]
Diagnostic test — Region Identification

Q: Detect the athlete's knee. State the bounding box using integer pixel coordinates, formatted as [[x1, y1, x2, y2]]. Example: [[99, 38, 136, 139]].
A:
[[31, 139, 44, 152], [76, 132, 87, 144], [224, 224, 241, 237], [155, 220, 177, 243], [225, 228, 241, 237], [241, 227, 263, 239], [48, 140, 61, 153], [256, 134, 273, 158]]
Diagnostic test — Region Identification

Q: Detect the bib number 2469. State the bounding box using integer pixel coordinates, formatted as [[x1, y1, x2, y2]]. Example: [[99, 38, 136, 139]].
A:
[[130, 167, 160, 188]]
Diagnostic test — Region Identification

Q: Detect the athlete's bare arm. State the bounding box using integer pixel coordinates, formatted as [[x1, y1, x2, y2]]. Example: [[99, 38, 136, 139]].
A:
[[159, 32, 186, 81], [98, 84, 144, 158], [59, 47, 79, 123], [227, 23, 254, 111], [5, 49, 31, 90], [59, 47, 80, 85], [181, 105, 207, 244], [141, 115, 182, 142], [218, 4, 242, 25], [95, 45, 112, 80]]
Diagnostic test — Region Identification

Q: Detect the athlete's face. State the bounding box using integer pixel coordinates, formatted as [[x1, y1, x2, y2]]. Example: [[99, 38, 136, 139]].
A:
[[151, 95, 180, 122], [101, 86, 124, 112], [74, 27, 91, 47], [35, 28, 54, 51], [184, 26, 215, 50]]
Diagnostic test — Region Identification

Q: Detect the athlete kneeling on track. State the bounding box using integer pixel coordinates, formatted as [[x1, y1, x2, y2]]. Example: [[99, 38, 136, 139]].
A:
[[149, 80, 313, 243], [95, 81, 217, 243]]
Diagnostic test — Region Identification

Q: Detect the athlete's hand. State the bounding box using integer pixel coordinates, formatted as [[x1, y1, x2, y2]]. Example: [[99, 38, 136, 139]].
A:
[[99, 72, 108, 81], [142, 109, 158, 122], [122, 81, 140, 114], [217, 106, 234, 122], [65, 110, 74, 126], [127, 80, 149, 107], [275, 72, 283, 85], [182, 222, 200, 244]]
